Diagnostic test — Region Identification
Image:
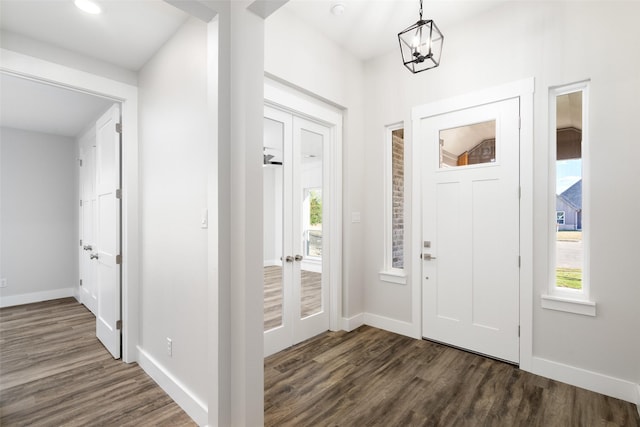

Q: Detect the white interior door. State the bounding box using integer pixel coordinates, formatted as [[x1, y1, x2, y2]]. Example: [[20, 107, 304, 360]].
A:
[[263, 106, 331, 357], [421, 97, 520, 363], [79, 131, 97, 315], [95, 104, 122, 359]]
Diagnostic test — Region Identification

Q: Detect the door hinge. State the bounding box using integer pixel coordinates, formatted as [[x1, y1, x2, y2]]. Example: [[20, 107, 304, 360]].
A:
[[518, 256, 521, 268], [116, 254, 122, 265], [116, 320, 122, 330], [116, 123, 122, 134], [80, 239, 83, 246], [518, 116, 521, 129], [80, 279, 83, 287], [518, 186, 521, 199], [115, 189, 122, 199], [79, 159, 83, 167], [518, 325, 520, 337]]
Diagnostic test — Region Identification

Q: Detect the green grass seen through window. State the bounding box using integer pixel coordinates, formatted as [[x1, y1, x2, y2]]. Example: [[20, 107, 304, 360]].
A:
[[556, 268, 582, 289]]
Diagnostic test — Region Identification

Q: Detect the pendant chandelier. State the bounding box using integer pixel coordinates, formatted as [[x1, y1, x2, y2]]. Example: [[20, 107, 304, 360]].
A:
[[398, 0, 444, 74]]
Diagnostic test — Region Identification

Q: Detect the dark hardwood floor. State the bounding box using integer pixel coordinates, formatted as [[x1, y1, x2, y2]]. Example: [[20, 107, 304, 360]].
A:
[[4, 299, 638, 426], [0, 298, 196, 427], [265, 325, 640, 427]]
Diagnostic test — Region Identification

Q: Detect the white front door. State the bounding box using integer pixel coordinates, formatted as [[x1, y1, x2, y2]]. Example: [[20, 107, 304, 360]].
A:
[[263, 106, 331, 357], [95, 104, 122, 359], [79, 131, 97, 315], [421, 97, 520, 363]]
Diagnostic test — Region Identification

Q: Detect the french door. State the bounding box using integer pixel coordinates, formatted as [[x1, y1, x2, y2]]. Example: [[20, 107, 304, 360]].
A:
[[421, 97, 520, 363], [263, 105, 330, 357]]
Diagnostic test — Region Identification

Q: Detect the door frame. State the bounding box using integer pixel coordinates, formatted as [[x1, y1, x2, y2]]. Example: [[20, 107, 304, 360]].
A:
[[411, 78, 534, 371], [264, 77, 343, 333], [1, 49, 139, 363]]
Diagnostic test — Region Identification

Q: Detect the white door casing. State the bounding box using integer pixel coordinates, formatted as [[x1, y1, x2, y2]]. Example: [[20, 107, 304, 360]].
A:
[[263, 106, 332, 357], [420, 97, 520, 363], [95, 104, 122, 359], [79, 130, 98, 315]]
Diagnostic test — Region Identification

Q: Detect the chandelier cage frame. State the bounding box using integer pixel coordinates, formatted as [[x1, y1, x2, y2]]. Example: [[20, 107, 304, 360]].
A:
[[397, 0, 444, 74]]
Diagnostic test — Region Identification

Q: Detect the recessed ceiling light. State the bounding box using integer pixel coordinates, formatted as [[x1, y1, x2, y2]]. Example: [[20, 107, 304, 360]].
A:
[[330, 3, 346, 16], [74, 0, 102, 15]]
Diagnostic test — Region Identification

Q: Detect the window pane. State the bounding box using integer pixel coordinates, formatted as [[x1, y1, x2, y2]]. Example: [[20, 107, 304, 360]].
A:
[[300, 128, 323, 318], [391, 129, 404, 269], [555, 91, 583, 290], [439, 120, 496, 168]]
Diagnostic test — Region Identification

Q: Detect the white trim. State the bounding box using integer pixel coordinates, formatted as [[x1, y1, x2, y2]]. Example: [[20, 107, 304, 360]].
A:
[[137, 347, 206, 426], [341, 313, 364, 332], [264, 77, 343, 333], [363, 312, 419, 339], [531, 356, 639, 404], [0, 288, 76, 308], [541, 294, 596, 316], [636, 383, 640, 412], [378, 271, 407, 285], [1, 48, 139, 363], [411, 77, 535, 370]]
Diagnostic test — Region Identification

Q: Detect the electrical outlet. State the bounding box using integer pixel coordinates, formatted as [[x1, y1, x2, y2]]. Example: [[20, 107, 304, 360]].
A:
[[167, 338, 172, 357], [0, 278, 7, 288]]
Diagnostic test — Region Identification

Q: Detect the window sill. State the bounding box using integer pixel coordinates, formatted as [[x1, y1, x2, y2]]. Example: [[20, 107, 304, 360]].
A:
[[379, 271, 407, 285], [541, 294, 596, 316]]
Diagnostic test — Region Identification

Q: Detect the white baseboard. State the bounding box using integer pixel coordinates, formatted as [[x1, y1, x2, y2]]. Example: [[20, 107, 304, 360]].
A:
[[363, 312, 418, 339], [636, 383, 640, 415], [341, 313, 364, 331], [0, 288, 75, 308], [137, 346, 207, 426], [531, 356, 639, 404]]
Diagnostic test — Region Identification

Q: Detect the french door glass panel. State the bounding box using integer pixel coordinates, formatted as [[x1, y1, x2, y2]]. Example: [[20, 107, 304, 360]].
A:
[[263, 116, 285, 331], [299, 129, 323, 319]]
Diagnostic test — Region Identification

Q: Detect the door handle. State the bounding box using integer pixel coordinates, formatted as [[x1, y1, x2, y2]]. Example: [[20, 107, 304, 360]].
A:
[[421, 253, 437, 260], [285, 255, 294, 263], [294, 255, 303, 261], [83, 245, 93, 251], [90, 253, 99, 260]]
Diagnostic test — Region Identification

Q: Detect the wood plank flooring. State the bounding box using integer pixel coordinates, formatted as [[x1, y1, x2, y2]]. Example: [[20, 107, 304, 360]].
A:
[[0, 298, 196, 427], [264, 266, 322, 331], [265, 325, 640, 427]]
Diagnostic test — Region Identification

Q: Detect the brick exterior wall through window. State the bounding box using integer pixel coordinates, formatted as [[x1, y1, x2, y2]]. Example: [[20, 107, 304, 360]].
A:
[[392, 129, 404, 269]]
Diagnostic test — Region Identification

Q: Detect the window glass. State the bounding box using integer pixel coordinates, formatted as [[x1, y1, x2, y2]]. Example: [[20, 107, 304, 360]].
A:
[[391, 128, 404, 269], [555, 91, 583, 290], [439, 120, 496, 168]]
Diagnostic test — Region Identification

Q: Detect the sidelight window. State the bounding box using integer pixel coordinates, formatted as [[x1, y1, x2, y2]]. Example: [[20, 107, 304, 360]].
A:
[[543, 81, 595, 316]]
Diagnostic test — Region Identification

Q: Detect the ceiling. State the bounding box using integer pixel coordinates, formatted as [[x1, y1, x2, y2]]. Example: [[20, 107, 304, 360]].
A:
[[0, 73, 115, 137], [0, 0, 509, 138], [0, 0, 189, 71], [283, 0, 507, 61]]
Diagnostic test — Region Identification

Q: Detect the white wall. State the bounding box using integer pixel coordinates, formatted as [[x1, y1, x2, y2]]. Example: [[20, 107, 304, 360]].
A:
[[363, 1, 640, 392], [265, 8, 366, 320], [137, 17, 208, 421], [0, 127, 78, 305]]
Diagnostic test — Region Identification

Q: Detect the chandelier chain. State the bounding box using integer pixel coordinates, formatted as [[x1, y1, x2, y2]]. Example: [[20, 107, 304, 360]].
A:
[[419, 0, 423, 20]]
